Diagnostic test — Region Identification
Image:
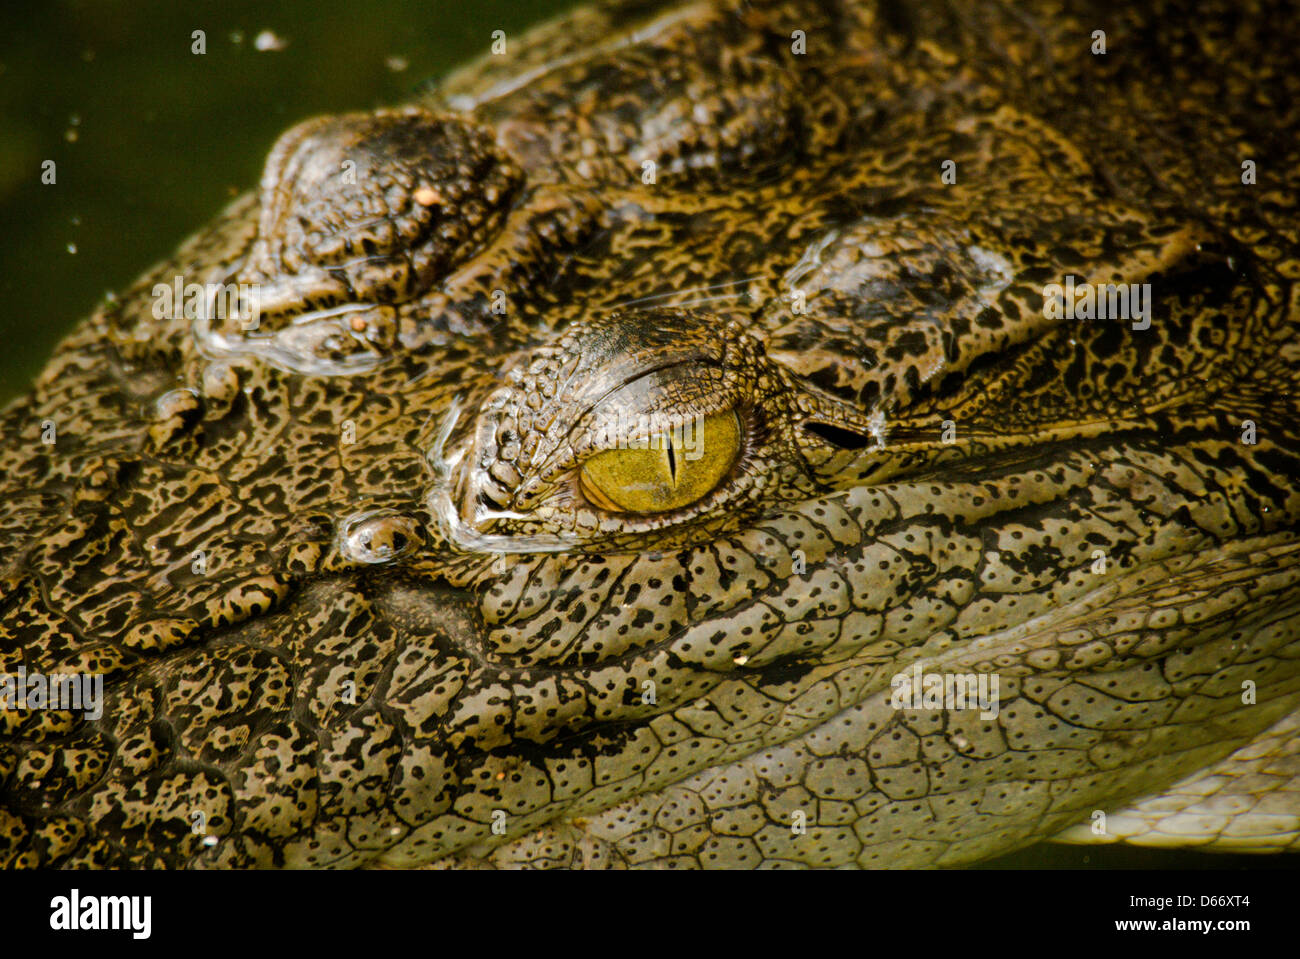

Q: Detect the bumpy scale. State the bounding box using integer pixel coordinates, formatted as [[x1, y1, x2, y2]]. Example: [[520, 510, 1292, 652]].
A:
[[1, 0, 1299, 868]]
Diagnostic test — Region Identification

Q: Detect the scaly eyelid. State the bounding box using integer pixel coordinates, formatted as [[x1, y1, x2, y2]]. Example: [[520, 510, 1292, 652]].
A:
[[570, 364, 738, 462]]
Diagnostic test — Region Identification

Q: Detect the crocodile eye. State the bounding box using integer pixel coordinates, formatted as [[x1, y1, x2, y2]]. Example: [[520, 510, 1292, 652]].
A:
[[578, 410, 741, 514]]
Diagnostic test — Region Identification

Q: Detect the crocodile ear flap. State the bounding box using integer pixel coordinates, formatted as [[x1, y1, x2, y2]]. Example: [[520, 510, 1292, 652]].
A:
[[788, 378, 893, 483], [801, 420, 876, 451], [795, 417, 879, 485], [791, 384, 953, 489]]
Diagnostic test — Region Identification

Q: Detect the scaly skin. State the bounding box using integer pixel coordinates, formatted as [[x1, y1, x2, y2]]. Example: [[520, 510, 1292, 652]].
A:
[[2, 0, 1299, 868]]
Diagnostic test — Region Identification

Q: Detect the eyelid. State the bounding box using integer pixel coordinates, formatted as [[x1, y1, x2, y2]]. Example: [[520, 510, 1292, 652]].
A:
[[574, 368, 736, 461]]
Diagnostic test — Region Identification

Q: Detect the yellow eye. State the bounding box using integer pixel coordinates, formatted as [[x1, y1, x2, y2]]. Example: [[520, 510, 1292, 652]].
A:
[[578, 410, 741, 514]]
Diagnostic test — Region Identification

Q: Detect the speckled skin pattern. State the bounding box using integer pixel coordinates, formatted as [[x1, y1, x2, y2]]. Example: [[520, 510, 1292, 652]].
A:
[[2, 0, 1300, 868]]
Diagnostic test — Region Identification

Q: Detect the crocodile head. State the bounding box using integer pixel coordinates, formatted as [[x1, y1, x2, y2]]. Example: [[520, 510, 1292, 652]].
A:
[[3, 0, 1300, 868]]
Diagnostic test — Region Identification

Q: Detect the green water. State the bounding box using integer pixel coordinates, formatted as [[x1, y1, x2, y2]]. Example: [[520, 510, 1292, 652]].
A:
[[0, 0, 1290, 870], [0, 0, 574, 403]]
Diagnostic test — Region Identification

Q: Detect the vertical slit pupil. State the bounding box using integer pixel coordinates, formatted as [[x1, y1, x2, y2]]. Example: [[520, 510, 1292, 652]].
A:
[[666, 435, 677, 482]]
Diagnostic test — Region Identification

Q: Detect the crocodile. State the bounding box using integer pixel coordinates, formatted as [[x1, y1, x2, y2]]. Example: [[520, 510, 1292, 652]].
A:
[[2, 0, 1300, 869]]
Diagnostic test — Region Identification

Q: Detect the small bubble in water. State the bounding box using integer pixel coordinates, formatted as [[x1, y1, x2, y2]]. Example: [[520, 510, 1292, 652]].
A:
[[254, 30, 288, 51], [66, 243, 77, 254], [385, 55, 409, 72]]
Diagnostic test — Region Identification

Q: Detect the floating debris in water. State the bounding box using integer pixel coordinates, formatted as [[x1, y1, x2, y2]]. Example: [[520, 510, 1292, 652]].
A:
[[254, 30, 288, 52], [385, 55, 409, 72]]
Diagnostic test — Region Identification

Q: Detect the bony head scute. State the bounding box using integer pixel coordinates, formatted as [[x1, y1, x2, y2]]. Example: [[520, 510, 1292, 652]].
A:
[[578, 409, 740, 514]]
